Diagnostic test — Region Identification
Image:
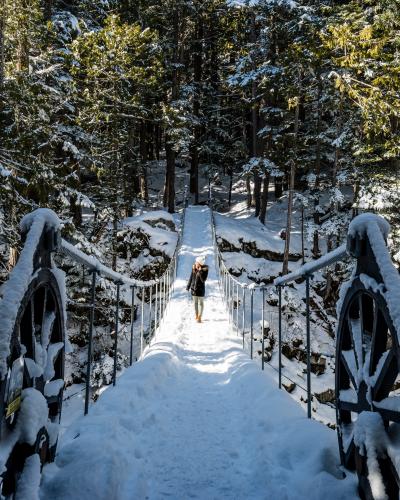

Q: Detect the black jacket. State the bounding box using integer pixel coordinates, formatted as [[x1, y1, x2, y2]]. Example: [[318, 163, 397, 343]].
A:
[[186, 265, 209, 297]]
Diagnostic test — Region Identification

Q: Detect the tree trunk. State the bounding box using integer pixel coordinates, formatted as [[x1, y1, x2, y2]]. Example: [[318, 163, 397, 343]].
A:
[[324, 236, 334, 305], [139, 120, 148, 202], [112, 217, 118, 271], [250, 12, 261, 217], [165, 142, 175, 213], [17, 2, 29, 73], [228, 170, 233, 207], [70, 193, 82, 228], [332, 93, 343, 185], [164, 9, 180, 210], [312, 198, 321, 258], [282, 79, 301, 273], [274, 177, 283, 199], [155, 125, 161, 161], [189, 14, 203, 203], [0, 0, 5, 87], [43, 0, 53, 19], [282, 162, 295, 275], [246, 175, 252, 209], [253, 174, 261, 215], [259, 174, 270, 224]]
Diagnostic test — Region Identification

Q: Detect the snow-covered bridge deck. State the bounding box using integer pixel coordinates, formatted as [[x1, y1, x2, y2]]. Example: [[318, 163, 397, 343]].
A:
[[41, 207, 356, 499]]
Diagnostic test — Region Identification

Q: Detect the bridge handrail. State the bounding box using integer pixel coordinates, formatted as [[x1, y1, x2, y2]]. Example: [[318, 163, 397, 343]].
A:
[[60, 223, 181, 288], [274, 244, 348, 287]]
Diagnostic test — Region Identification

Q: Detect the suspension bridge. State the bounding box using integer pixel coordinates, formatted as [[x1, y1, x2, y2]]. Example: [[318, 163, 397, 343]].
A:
[[0, 205, 399, 499]]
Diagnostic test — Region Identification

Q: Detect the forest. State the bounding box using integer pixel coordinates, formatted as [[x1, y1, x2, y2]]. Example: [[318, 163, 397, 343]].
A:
[[1, 0, 400, 395], [1, 0, 399, 257]]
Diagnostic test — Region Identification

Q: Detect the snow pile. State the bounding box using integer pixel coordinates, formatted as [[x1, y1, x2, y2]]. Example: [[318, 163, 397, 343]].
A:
[[123, 210, 178, 259], [15, 454, 41, 500], [41, 207, 356, 500], [17, 388, 49, 446], [353, 412, 388, 500], [0, 209, 61, 379], [215, 212, 302, 259]]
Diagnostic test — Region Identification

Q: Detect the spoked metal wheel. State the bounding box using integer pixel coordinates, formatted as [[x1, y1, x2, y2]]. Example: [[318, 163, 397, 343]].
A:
[[336, 278, 400, 499], [0, 269, 65, 497]]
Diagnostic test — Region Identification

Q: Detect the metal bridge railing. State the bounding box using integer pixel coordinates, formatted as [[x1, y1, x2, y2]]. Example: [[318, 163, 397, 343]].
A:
[[61, 206, 186, 415], [213, 208, 400, 499], [211, 207, 350, 420], [0, 200, 188, 496], [211, 210, 277, 369], [273, 245, 350, 419]]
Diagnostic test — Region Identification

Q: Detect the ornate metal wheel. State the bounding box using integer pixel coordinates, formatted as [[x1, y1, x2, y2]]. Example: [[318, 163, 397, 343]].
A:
[[0, 268, 65, 496], [336, 277, 400, 499]]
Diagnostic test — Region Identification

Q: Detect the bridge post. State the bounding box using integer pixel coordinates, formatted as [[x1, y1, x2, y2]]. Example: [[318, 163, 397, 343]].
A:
[[236, 283, 239, 333], [250, 288, 254, 359], [305, 274, 311, 419], [140, 286, 145, 356], [278, 285, 282, 390], [85, 269, 97, 415], [261, 288, 265, 371], [242, 288, 246, 349], [149, 286, 153, 336], [129, 285, 135, 366], [113, 281, 122, 386]]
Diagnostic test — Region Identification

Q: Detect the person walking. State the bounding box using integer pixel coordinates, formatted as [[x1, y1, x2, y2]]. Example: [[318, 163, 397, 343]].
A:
[[186, 256, 208, 322]]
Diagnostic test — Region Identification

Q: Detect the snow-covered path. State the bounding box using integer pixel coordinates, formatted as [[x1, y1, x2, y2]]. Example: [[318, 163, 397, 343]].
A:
[[41, 206, 357, 500]]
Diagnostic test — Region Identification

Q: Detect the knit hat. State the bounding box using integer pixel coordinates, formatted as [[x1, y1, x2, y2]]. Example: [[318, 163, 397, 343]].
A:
[[195, 255, 206, 266]]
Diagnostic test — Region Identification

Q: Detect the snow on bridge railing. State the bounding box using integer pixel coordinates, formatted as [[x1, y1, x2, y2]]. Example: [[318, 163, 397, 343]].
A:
[[210, 209, 274, 366], [0, 205, 185, 497], [213, 208, 400, 499]]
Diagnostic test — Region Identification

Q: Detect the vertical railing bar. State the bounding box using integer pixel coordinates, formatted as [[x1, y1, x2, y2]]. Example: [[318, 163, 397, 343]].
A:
[[129, 285, 135, 366], [242, 287, 246, 349], [278, 285, 282, 390], [306, 274, 312, 419], [158, 279, 161, 327], [236, 283, 239, 334], [250, 288, 254, 359], [228, 275, 230, 321], [113, 281, 122, 386], [85, 269, 97, 416], [230, 278, 233, 321], [155, 281, 158, 330], [149, 285, 153, 337], [261, 287, 265, 371], [140, 286, 145, 357]]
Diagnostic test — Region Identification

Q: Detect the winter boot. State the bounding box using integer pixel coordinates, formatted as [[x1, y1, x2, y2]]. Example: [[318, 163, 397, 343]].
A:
[[197, 316, 202, 323]]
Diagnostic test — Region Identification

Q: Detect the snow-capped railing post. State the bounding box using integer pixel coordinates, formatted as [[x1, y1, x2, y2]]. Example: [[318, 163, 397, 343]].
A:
[[236, 284, 239, 334], [140, 287, 145, 357], [305, 274, 312, 419], [154, 282, 158, 331], [129, 285, 136, 366], [250, 288, 254, 360], [149, 286, 153, 333], [242, 288, 246, 349], [112, 281, 123, 387], [85, 269, 97, 415], [261, 288, 265, 371], [278, 285, 282, 389]]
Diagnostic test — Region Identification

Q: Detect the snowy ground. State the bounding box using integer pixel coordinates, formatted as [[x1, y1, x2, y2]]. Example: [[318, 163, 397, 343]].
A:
[[40, 206, 356, 499]]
